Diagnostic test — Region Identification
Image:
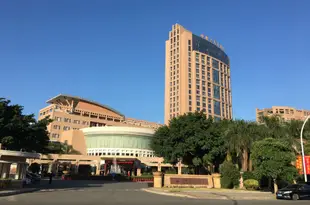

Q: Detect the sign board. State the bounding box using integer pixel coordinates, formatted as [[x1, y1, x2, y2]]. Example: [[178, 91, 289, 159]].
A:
[[296, 156, 310, 174]]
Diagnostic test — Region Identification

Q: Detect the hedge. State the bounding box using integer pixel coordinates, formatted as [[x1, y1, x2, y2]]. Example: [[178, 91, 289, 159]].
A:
[[0, 179, 12, 189], [244, 179, 259, 190]]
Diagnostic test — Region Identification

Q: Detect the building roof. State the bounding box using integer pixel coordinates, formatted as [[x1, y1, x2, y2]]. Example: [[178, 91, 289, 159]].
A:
[[46, 94, 125, 117], [81, 126, 155, 136]]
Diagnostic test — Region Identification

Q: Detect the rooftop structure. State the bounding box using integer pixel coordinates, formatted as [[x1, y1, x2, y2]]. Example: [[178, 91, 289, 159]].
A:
[[38, 94, 162, 141], [256, 106, 310, 122]]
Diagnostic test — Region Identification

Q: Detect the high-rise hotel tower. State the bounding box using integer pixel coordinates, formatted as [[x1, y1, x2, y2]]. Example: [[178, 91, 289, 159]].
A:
[[164, 24, 232, 124]]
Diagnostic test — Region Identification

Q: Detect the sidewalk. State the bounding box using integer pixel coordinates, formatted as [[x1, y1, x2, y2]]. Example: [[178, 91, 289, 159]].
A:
[[141, 188, 276, 200]]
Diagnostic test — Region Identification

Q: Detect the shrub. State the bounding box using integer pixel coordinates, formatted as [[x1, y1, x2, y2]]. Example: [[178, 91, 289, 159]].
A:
[[242, 171, 257, 181], [220, 161, 240, 189], [0, 179, 12, 189], [221, 176, 234, 189], [165, 168, 177, 174], [244, 179, 259, 190], [141, 172, 153, 176]]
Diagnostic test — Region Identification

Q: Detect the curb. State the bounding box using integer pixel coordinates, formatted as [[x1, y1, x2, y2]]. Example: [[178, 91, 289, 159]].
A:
[[141, 188, 198, 199], [141, 188, 276, 201], [0, 188, 40, 197]]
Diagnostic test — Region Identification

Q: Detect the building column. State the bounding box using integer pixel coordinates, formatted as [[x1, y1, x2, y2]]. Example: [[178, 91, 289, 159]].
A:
[[2, 163, 11, 179], [0, 163, 3, 178], [153, 172, 163, 188], [96, 162, 101, 175], [14, 164, 21, 180], [75, 160, 79, 174], [157, 162, 161, 172], [18, 164, 25, 179], [177, 161, 182, 175], [48, 162, 53, 173], [103, 163, 107, 176]]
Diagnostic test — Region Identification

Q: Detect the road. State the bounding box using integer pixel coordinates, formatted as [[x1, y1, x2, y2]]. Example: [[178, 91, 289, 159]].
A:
[[0, 180, 309, 205]]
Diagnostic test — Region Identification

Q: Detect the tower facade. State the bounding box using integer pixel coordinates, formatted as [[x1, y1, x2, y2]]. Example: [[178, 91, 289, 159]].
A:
[[164, 24, 232, 124]]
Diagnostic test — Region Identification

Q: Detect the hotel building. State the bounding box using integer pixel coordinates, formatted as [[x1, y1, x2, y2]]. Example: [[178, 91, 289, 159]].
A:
[[256, 106, 310, 122], [38, 94, 161, 141], [164, 24, 232, 124]]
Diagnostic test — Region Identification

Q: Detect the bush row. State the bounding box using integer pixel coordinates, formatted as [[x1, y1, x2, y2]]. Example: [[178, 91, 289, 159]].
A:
[[0, 179, 12, 189]]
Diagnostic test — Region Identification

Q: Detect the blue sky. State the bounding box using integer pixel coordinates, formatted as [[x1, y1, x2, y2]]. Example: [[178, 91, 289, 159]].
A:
[[0, 0, 309, 123]]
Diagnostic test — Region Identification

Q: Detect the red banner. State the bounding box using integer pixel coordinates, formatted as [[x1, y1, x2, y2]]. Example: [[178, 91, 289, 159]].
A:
[[296, 156, 310, 174]]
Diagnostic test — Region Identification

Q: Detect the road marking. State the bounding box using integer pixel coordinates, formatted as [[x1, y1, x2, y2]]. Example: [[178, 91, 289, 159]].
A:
[[6, 196, 17, 202]]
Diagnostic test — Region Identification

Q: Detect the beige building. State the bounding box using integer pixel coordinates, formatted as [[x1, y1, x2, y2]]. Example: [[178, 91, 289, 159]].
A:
[[164, 24, 232, 124], [38, 94, 161, 141], [256, 106, 310, 122]]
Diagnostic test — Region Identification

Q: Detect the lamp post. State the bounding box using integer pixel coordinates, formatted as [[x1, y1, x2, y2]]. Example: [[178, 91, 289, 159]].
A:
[[300, 115, 310, 182]]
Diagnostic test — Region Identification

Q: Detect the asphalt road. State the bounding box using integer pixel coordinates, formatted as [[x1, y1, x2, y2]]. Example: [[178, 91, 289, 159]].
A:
[[0, 181, 309, 205]]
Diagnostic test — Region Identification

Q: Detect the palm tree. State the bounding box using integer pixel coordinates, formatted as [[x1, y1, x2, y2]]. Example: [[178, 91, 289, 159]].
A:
[[224, 120, 264, 171]]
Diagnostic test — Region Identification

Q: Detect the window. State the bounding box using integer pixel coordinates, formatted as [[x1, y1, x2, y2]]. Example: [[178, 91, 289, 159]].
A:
[[214, 117, 221, 122], [63, 126, 70, 131], [197, 101, 200, 106], [53, 125, 60, 130], [64, 118, 71, 123], [213, 85, 220, 99], [51, 133, 60, 139], [54, 116, 61, 122], [73, 120, 80, 124], [214, 101, 221, 116], [212, 59, 219, 69], [213, 69, 220, 84]]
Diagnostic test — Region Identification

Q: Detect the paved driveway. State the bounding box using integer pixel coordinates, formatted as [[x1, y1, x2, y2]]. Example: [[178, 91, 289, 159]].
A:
[[0, 180, 309, 205]]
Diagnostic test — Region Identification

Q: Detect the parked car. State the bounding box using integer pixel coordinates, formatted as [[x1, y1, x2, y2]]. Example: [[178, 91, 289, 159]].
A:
[[276, 183, 310, 200]]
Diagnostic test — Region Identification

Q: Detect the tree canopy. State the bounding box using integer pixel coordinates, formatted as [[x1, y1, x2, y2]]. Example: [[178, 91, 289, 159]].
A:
[[152, 112, 310, 175], [151, 112, 226, 173], [0, 98, 51, 153], [46, 141, 81, 155], [251, 138, 297, 182]]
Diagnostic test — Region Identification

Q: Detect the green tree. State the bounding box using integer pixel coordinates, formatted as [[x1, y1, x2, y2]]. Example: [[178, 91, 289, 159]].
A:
[[0, 98, 51, 152], [46, 141, 81, 155], [220, 160, 240, 189], [251, 138, 297, 192], [224, 120, 265, 171], [304, 143, 310, 155], [151, 112, 226, 173], [259, 115, 287, 139], [28, 163, 41, 173]]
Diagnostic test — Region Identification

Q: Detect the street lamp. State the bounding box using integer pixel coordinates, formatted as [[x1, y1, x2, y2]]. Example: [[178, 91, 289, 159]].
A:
[[300, 115, 310, 182]]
